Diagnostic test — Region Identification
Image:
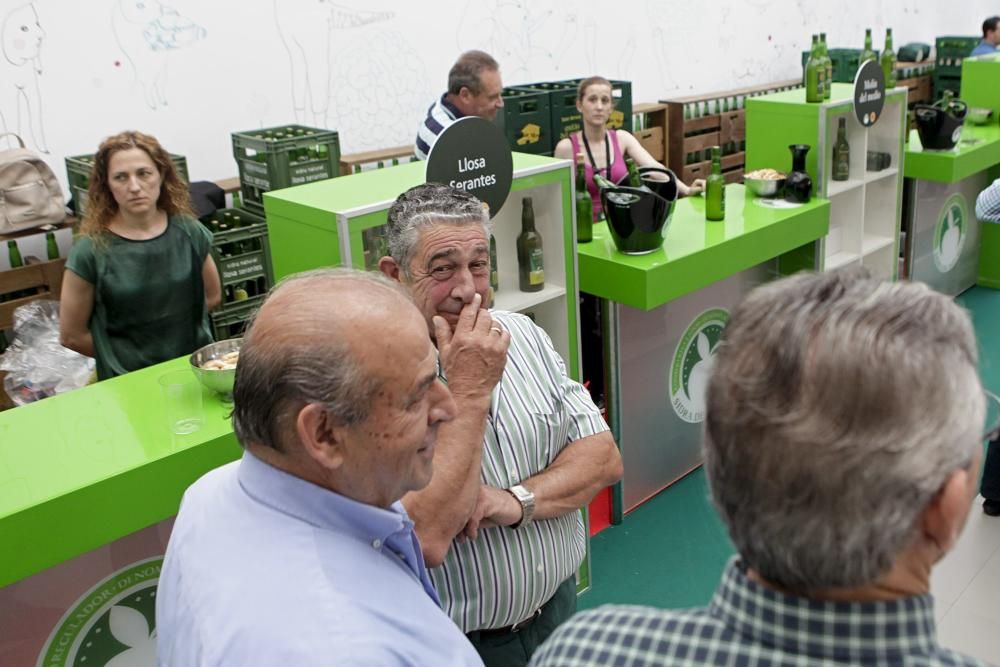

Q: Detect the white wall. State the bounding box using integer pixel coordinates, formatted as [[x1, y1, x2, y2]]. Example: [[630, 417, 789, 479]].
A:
[[0, 0, 992, 191]]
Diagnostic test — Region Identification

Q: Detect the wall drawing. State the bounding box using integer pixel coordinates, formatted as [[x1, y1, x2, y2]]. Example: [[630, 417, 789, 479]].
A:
[[0, 3, 48, 152], [457, 1, 580, 81], [275, 1, 394, 128], [111, 0, 207, 110]]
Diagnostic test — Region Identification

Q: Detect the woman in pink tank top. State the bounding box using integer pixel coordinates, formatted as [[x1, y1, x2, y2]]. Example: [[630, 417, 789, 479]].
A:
[[555, 77, 705, 221]]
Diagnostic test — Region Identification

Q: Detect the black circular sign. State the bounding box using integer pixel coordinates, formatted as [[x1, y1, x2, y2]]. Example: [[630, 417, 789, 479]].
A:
[[426, 116, 513, 218], [853, 59, 886, 127]]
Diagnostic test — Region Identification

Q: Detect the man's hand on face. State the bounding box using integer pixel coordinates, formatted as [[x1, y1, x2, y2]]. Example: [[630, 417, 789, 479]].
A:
[[433, 293, 509, 402]]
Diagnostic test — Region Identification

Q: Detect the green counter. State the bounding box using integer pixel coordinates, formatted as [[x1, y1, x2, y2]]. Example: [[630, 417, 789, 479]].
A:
[[579, 185, 830, 310], [581, 185, 828, 517], [902, 57, 1000, 294], [0, 357, 241, 588], [904, 125, 1000, 183]]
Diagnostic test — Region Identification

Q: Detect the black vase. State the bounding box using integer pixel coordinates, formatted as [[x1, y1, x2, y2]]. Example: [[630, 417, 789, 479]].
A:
[[785, 144, 813, 203]]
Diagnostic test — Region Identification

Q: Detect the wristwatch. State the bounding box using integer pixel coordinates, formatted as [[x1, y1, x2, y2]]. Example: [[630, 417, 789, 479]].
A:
[[506, 484, 536, 529]]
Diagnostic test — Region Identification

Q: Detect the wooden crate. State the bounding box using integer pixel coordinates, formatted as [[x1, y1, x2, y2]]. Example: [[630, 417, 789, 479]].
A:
[[631, 102, 669, 164], [0, 258, 67, 330], [663, 78, 803, 185], [339, 145, 416, 175]]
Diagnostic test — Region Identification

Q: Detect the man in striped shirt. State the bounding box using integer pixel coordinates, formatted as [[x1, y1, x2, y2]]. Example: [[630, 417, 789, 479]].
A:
[[414, 50, 505, 160], [379, 183, 623, 667]]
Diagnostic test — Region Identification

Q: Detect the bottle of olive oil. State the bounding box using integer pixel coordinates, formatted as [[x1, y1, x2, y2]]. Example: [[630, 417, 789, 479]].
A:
[[705, 146, 725, 221], [805, 35, 824, 103], [517, 197, 544, 292], [860, 28, 877, 64], [575, 154, 593, 243], [820, 33, 833, 99], [881, 28, 897, 88], [832, 117, 851, 181]]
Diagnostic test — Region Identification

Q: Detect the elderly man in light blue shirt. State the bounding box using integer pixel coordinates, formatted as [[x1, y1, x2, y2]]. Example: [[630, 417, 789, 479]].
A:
[[156, 268, 484, 666]]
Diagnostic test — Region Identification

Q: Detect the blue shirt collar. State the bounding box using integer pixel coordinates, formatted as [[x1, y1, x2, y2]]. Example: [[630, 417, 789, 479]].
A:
[[237, 450, 412, 551]]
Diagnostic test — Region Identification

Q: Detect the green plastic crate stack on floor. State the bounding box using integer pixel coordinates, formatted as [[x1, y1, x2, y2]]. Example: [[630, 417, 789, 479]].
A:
[[65, 153, 188, 217], [935, 35, 978, 99], [230, 124, 341, 217], [200, 208, 273, 341]]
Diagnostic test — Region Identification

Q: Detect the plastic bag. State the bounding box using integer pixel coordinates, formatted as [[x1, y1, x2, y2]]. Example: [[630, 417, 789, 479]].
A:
[[0, 299, 95, 405]]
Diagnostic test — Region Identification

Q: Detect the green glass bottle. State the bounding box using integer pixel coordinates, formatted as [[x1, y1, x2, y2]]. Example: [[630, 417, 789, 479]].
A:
[[832, 117, 851, 181], [516, 197, 544, 292], [575, 154, 593, 243], [861, 28, 877, 66], [45, 232, 59, 260], [7, 240, 23, 268], [881, 28, 897, 88], [806, 35, 824, 103], [625, 157, 643, 188], [232, 190, 243, 209], [489, 233, 499, 292], [705, 146, 725, 221], [820, 33, 832, 99]]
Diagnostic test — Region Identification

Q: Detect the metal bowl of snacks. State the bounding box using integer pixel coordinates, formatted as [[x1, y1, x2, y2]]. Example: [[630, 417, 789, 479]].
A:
[[968, 107, 993, 125], [190, 338, 242, 400], [744, 169, 787, 197]]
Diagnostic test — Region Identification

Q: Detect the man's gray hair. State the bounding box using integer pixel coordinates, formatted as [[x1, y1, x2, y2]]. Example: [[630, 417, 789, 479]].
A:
[[704, 269, 984, 592], [447, 50, 499, 96], [385, 182, 490, 275], [231, 268, 407, 451]]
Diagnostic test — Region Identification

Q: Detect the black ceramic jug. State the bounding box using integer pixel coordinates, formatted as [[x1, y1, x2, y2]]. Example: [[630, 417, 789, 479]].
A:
[[785, 144, 813, 203]]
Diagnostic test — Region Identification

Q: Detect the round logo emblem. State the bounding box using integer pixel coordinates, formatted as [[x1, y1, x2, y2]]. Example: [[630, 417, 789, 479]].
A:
[[38, 557, 162, 667], [670, 308, 729, 424], [933, 193, 968, 273]]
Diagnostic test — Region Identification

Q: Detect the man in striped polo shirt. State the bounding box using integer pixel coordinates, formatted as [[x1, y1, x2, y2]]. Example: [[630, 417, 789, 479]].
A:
[[379, 183, 623, 667], [414, 50, 504, 160]]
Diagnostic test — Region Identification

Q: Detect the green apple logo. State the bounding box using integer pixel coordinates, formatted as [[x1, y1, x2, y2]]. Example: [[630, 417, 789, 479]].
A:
[[933, 193, 968, 273], [670, 308, 729, 423], [38, 558, 161, 666]]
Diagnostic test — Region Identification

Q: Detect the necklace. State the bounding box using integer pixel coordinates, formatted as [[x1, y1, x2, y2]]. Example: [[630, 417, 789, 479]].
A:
[[581, 131, 612, 180]]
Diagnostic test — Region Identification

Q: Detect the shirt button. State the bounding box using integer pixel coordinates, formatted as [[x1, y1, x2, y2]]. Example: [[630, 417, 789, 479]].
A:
[[372, 539, 382, 549]]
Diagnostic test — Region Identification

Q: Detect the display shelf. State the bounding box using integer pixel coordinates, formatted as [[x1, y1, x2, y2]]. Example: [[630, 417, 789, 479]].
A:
[[862, 234, 895, 255], [827, 178, 864, 198], [864, 167, 899, 184], [863, 244, 896, 281], [826, 250, 860, 270], [493, 284, 566, 314], [746, 83, 907, 280]]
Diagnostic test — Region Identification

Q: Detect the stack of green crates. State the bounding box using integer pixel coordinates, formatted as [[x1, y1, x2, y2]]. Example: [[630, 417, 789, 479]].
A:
[[494, 87, 553, 156], [520, 81, 580, 148], [934, 35, 978, 99], [505, 78, 633, 155], [65, 153, 188, 217], [201, 207, 272, 340], [231, 124, 340, 216]]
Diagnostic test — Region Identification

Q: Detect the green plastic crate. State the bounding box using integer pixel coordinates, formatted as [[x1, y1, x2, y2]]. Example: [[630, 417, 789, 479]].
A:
[[210, 296, 263, 341], [933, 74, 962, 100], [800, 49, 878, 84], [201, 207, 273, 308], [493, 87, 552, 155], [232, 124, 340, 216], [557, 78, 633, 134], [936, 35, 979, 56], [520, 82, 580, 145], [65, 153, 188, 217]]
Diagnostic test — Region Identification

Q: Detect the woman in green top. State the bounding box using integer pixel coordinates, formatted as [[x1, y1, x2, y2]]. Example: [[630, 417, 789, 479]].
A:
[[59, 131, 222, 380]]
